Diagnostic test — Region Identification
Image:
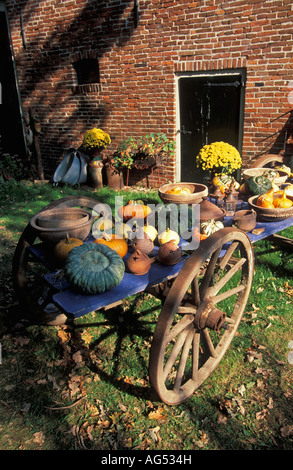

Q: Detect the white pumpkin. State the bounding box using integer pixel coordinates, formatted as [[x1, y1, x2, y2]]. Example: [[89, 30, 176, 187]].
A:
[[143, 224, 158, 241], [200, 219, 224, 237], [158, 228, 180, 245]]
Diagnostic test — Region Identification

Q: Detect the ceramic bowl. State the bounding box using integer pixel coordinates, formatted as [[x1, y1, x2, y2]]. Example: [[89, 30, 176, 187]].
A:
[[37, 208, 90, 228], [158, 183, 208, 205], [248, 194, 293, 221], [243, 167, 288, 184], [30, 208, 94, 244]]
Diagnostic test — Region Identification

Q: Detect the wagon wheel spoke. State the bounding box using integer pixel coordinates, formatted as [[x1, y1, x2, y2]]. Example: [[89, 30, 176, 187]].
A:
[[149, 228, 254, 405]]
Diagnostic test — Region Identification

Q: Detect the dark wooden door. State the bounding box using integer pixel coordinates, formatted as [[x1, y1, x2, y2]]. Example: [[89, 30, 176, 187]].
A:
[[0, 9, 26, 156], [178, 71, 246, 182]]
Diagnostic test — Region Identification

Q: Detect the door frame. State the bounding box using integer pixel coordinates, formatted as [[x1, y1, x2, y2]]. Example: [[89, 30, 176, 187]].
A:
[[175, 68, 246, 182], [0, 1, 27, 156]]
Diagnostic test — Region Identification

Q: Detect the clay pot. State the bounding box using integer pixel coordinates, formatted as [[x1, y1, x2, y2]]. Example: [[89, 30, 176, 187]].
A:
[[125, 250, 151, 275], [232, 209, 256, 232], [130, 231, 154, 255], [200, 197, 226, 221], [158, 240, 181, 265]]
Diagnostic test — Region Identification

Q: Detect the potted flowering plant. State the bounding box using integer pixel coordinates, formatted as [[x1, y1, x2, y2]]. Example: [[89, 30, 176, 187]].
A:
[[81, 128, 111, 189], [81, 128, 111, 160], [196, 141, 242, 182], [137, 132, 175, 165], [113, 133, 175, 168]]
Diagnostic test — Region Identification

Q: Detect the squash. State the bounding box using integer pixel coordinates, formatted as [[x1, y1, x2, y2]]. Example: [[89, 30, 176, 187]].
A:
[[256, 188, 275, 208], [142, 224, 158, 241], [158, 228, 180, 245], [273, 192, 293, 208], [200, 219, 224, 237], [245, 176, 272, 195], [262, 169, 280, 181], [65, 242, 125, 294], [113, 222, 133, 240], [92, 217, 114, 239], [118, 200, 151, 222], [53, 234, 83, 264], [284, 184, 293, 197], [94, 233, 128, 258], [166, 186, 192, 195], [212, 174, 240, 191]]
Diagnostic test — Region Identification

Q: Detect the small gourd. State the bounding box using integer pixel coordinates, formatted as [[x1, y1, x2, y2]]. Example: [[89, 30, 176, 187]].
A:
[[284, 184, 293, 197], [200, 219, 224, 237], [158, 228, 180, 245], [142, 224, 158, 241], [94, 233, 128, 258], [166, 186, 191, 195], [273, 192, 293, 209], [212, 174, 240, 191], [256, 187, 275, 208], [53, 234, 83, 264]]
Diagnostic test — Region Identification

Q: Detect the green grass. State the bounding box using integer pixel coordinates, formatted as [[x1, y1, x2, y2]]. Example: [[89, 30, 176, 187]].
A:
[[0, 180, 292, 451]]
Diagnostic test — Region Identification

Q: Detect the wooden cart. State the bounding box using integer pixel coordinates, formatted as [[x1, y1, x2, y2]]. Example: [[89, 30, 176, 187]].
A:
[[12, 196, 293, 405]]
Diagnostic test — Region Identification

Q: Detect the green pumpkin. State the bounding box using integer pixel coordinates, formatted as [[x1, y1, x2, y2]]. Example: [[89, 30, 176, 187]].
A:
[[245, 176, 272, 195], [65, 242, 125, 294]]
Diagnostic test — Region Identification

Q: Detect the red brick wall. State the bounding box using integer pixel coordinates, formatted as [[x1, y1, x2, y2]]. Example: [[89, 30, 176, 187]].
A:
[[5, 0, 293, 186]]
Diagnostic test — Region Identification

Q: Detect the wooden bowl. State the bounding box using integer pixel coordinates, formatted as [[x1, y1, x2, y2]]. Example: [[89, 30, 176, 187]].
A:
[[243, 167, 288, 184], [37, 208, 90, 228], [30, 209, 94, 244], [158, 182, 208, 204], [248, 195, 293, 221]]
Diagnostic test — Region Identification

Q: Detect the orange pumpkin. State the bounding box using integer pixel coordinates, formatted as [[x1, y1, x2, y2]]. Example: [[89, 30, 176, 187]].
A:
[[118, 200, 151, 222], [54, 234, 83, 263], [94, 233, 128, 258]]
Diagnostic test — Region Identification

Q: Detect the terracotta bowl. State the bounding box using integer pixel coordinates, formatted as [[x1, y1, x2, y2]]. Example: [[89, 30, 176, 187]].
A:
[[158, 182, 208, 204], [30, 208, 94, 244], [232, 209, 257, 232], [243, 167, 288, 184], [37, 208, 90, 228], [248, 195, 293, 221]]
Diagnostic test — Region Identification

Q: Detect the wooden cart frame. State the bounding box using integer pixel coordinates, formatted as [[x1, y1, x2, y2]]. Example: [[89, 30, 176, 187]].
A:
[[12, 195, 293, 405]]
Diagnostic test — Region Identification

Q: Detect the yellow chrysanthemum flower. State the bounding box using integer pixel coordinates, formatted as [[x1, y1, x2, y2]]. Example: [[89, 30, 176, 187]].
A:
[[82, 128, 111, 150], [195, 141, 241, 174]]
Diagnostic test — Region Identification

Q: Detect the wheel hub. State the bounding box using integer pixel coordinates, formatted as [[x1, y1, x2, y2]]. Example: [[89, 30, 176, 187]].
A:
[[194, 299, 226, 332]]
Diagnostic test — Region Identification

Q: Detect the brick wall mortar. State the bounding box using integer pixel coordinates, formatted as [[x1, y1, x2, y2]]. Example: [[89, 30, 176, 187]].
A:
[[4, 0, 293, 185]]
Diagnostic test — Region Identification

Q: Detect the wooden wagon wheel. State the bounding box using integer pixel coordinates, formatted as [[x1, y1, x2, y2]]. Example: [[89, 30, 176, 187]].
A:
[[12, 196, 107, 324], [250, 153, 284, 168], [149, 227, 254, 405]]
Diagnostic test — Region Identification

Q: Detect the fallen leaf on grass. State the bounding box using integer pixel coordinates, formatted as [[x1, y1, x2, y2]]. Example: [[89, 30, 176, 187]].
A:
[[148, 407, 166, 421], [280, 425, 293, 438], [256, 409, 268, 420], [33, 431, 45, 446], [57, 329, 70, 342], [147, 426, 161, 443]]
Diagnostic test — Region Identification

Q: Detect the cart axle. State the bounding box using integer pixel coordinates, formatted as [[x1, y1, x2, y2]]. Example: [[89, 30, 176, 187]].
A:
[[194, 299, 226, 332]]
